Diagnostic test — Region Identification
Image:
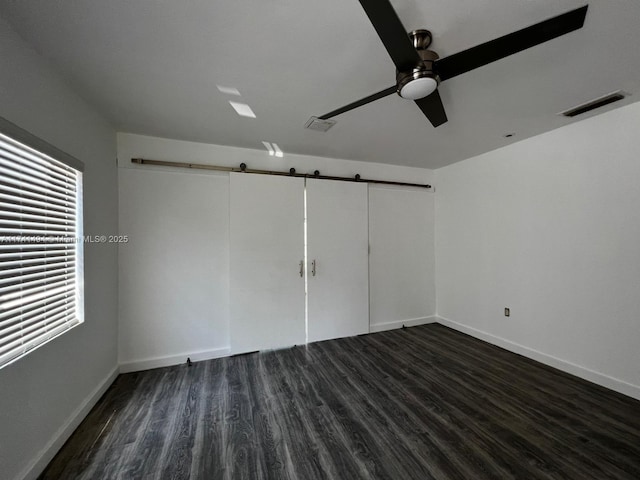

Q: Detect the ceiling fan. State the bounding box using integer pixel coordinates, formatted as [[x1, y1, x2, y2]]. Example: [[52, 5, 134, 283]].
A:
[[312, 0, 588, 128]]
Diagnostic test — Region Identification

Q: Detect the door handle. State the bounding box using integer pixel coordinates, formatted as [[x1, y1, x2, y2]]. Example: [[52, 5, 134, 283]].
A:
[[311, 259, 316, 276], [299, 260, 304, 277]]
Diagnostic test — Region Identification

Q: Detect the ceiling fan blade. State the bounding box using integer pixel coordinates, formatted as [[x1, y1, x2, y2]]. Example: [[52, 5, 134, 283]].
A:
[[435, 5, 588, 82], [318, 85, 397, 120], [415, 90, 448, 127], [358, 0, 421, 72]]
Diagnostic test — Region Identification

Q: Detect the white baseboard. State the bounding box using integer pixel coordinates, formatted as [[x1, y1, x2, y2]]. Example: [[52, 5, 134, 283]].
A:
[[436, 316, 640, 401], [18, 365, 119, 480], [369, 315, 437, 333], [119, 346, 231, 373]]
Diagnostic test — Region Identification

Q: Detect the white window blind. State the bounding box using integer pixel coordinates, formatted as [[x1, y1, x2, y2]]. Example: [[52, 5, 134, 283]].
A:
[[0, 126, 84, 369]]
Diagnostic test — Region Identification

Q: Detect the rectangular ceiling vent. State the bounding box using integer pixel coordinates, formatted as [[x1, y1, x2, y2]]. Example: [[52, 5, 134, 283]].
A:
[[559, 91, 627, 118], [305, 116, 336, 132]]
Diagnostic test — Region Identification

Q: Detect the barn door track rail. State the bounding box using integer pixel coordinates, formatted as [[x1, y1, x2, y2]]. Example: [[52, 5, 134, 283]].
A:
[[131, 158, 431, 189]]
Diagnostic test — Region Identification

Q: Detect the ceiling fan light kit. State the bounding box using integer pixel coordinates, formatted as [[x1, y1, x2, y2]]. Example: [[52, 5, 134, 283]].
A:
[[397, 30, 439, 100], [311, 0, 588, 129], [398, 76, 438, 100]]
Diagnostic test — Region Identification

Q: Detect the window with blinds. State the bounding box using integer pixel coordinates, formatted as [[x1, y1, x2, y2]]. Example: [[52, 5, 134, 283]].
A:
[[0, 120, 84, 369]]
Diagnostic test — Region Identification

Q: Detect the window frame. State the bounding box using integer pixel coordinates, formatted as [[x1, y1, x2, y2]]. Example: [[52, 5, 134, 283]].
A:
[[0, 116, 84, 369]]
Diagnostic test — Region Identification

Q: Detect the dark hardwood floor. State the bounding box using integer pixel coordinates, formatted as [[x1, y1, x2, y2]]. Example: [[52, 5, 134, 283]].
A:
[[39, 324, 640, 479]]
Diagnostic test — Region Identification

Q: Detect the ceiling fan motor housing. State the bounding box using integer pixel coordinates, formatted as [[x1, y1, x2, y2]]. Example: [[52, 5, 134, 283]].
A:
[[397, 30, 440, 99]]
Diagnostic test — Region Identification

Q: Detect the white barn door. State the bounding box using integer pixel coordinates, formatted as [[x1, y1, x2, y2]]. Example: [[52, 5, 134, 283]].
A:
[[306, 179, 369, 342], [229, 173, 305, 354]]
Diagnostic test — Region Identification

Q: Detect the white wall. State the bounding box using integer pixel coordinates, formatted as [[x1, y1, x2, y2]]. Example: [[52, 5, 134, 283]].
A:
[[369, 185, 436, 331], [117, 133, 435, 368], [0, 16, 118, 480], [435, 101, 640, 400]]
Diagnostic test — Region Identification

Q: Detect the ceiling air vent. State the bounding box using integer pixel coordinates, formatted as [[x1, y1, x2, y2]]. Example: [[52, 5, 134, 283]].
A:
[[305, 116, 336, 132], [559, 91, 627, 118]]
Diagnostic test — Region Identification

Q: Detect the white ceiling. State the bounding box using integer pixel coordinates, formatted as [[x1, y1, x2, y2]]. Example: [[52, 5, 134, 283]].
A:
[[1, 0, 638, 169]]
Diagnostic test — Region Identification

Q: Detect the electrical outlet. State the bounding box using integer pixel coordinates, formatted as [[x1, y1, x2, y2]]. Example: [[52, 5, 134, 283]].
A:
[[504, 307, 510, 317]]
